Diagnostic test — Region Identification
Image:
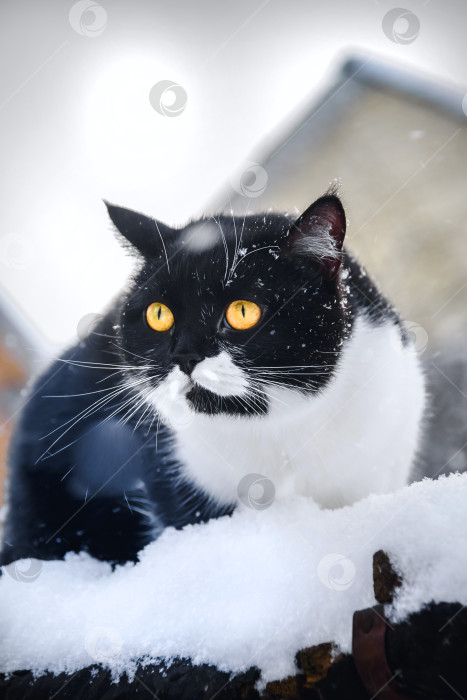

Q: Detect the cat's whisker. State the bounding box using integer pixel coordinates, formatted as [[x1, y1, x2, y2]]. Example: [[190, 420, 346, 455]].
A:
[[154, 219, 171, 274], [233, 391, 258, 414], [236, 387, 267, 416], [314, 348, 345, 355], [37, 376, 155, 459], [54, 384, 147, 462], [143, 408, 157, 437], [37, 402, 123, 462], [230, 244, 280, 277], [91, 331, 117, 340], [251, 366, 331, 373], [249, 365, 332, 371], [154, 415, 161, 448], [253, 371, 323, 385], [133, 394, 155, 432], [134, 407, 153, 433], [49, 373, 154, 428], [39, 384, 133, 441], [248, 378, 309, 402], [91, 394, 145, 434], [110, 341, 163, 366], [119, 389, 154, 427], [96, 370, 127, 384], [43, 386, 132, 399], [212, 216, 229, 282], [226, 204, 249, 283], [253, 371, 330, 378], [123, 491, 133, 514], [60, 465, 75, 482], [114, 395, 144, 426], [234, 393, 261, 417], [57, 358, 151, 371], [103, 381, 156, 425], [248, 376, 295, 392], [246, 369, 330, 384], [39, 435, 86, 462], [248, 373, 322, 393], [228, 199, 239, 281]]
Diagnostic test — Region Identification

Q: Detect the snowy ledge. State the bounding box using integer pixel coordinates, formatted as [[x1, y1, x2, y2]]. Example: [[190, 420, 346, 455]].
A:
[[1, 472, 466, 685]]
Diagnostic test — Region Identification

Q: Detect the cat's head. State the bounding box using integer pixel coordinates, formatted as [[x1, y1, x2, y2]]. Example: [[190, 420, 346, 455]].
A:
[[105, 189, 350, 429]]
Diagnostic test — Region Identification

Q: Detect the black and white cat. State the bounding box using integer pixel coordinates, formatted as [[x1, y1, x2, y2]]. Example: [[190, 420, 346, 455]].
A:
[[1, 188, 426, 565]]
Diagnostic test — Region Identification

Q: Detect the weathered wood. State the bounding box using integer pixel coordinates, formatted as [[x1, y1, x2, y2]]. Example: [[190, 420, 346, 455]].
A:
[[296, 642, 338, 685], [373, 549, 402, 604]]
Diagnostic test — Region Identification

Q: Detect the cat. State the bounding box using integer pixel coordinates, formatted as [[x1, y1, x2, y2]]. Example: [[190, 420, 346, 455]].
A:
[[0, 187, 426, 565]]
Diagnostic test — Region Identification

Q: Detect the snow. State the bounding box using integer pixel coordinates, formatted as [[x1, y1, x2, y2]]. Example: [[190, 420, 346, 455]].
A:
[[1, 472, 467, 684]]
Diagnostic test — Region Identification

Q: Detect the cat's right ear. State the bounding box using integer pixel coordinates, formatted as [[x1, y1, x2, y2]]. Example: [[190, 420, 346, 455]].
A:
[[104, 201, 172, 258], [281, 188, 346, 277]]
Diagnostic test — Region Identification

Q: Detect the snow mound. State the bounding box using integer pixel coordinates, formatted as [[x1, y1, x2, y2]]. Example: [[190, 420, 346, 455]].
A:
[[1, 473, 467, 683]]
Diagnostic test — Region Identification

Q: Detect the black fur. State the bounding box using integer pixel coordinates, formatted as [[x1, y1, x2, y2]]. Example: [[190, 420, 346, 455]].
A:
[[1, 193, 402, 565]]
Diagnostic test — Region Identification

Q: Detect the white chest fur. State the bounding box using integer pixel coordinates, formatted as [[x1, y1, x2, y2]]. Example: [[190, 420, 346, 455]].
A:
[[169, 317, 426, 509]]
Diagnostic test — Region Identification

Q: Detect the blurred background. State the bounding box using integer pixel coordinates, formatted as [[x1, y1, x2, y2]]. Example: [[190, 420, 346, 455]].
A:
[[1, 0, 467, 503]]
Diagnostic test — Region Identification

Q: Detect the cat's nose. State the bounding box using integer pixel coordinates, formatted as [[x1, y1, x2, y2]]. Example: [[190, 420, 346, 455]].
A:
[[173, 352, 202, 376]]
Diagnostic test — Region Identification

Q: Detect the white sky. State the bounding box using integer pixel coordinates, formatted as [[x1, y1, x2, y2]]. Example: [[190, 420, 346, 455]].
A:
[[1, 0, 466, 348]]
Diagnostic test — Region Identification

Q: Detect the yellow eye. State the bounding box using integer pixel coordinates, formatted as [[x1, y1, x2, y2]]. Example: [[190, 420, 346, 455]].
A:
[[146, 302, 174, 331], [226, 300, 261, 330]]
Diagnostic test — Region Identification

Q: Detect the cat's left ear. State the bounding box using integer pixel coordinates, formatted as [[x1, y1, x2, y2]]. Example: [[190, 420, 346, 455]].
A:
[[104, 201, 172, 258], [282, 189, 346, 277]]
